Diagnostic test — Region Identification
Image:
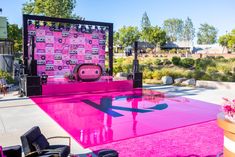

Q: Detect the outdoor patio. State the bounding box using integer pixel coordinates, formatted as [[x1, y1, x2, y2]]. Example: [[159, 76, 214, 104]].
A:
[[0, 85, 233, 156]]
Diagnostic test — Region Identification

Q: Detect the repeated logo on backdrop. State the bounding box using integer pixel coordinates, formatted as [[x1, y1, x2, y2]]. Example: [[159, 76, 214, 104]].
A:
[[28, 24, 106, 77]]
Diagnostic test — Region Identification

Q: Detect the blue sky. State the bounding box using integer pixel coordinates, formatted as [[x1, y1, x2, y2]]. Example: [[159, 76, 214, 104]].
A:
[[1, 0, 235, 37]]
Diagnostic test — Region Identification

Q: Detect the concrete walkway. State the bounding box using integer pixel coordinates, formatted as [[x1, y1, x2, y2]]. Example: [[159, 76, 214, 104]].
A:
[[144, 85, 234, 105], [0, 85, 234, 155], [0, 91, 92, 155]]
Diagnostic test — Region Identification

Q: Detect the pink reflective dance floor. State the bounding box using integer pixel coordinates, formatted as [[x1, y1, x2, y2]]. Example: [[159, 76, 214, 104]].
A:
[[31, 86, 220, 148]]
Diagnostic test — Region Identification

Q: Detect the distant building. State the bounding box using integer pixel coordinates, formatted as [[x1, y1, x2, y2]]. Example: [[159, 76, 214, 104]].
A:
[[0, 39, 14, 73], [0, 16, 7, 39], [161, 41, 228, 54], [135, 41, 155, 49], [161, 41, 193, 52], [193, 44, 228, 54], [0, 39, 14, 54]]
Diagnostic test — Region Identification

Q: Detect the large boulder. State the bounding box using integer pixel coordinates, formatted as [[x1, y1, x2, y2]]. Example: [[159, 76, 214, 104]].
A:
[[181, 78, 196, 86], [174, 78, 187, 84], [116, 72, 128, 78], [115, 72, 128, 80], [161, 76, 173, 85]]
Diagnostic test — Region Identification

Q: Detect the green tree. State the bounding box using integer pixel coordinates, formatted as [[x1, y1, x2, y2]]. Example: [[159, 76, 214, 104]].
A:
[[113, 31, 121, 53], [228, 29, 235, 50], [22, 0, 79, 19], [218, 34, 230, 47], [145, 26, 167, 47], [117, 26, 140, 48], [183, 17, 195, 42], [7, 23, 22, 53], [163, 18, 184, 42], [141, 11, 151, 42], [219, 29, 235, 51], [114, 31, 120, 46], [197, 23, 218, 44], [141, 11, 151, 30]]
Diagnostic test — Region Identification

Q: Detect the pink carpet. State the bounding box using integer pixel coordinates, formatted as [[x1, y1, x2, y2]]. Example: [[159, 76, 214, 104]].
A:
[[91, 120, 223, 157]]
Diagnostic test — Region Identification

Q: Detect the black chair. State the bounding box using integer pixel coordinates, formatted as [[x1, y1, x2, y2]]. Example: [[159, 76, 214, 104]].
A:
[[20, 126, 70, 157], [94, 149, 119, 157], [2, 145, 22, 157]]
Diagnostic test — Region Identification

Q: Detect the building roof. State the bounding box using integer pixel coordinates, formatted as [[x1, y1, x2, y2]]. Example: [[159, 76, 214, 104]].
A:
[[162, 41, 193, 48]]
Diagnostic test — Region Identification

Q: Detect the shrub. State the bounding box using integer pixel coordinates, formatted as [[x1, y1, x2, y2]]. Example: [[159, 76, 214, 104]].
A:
[[163, 59, 172, 65], [206, 66, 218, 74], [195, 58, 215, 70], [122, 63, 132, 73], [152, 68, 188, 80], [140, 58, 154, 71], [172, 56, 181, 66], [145, 60, 154, 68], [187, 70, 206, 80], [115, 57, 125, 64], [146, 48, 153, 53], [159, 50, 166, 53], [139, 64, 146, 72], [169, 49, 177, 54], [215, 56, 225, 60], [154, 59, 162, 65], [219, 75, 230, 82], [216, 63, 232, 75], [143, 70, 153, 79], [152, 70, 163, 80], [122, 58, 133, 73], [205, 56, 216, 59], [228, 58, 235, 62], [0, 71, 14, 84], [180, 58, 195, 68], [200, 73, 212, 81], [113, 64, 123, 74], [232, 73, 235, 81], [179, 49, 188, 54], [144, 79, 162, 84]]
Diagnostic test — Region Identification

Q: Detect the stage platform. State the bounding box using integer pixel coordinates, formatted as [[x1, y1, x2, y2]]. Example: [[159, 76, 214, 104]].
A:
[[31, 87, 220, 148], [42, 77, 133, 96]]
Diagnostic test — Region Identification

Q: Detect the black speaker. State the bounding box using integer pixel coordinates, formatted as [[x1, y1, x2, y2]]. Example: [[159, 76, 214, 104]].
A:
[[133, 72, 142, 88], [21, 75, 42, 96], [29, 60, 37, 76], [26, 75, 41, 86], [26, 86, 42, 96]]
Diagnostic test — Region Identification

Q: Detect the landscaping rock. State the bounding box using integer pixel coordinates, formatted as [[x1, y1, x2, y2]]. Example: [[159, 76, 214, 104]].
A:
[[174, 78, 187, 84], [115, 72, 129, 80], [161, 76, 173, 85], [116, 72, 128, 78], [181, 78, 196, 86]]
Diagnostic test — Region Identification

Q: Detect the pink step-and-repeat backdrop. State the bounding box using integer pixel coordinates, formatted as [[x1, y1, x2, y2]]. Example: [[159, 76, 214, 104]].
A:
[[28, 24, 106, 77]]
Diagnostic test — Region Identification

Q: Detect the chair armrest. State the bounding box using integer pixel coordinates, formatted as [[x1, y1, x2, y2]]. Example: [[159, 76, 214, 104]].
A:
[[47, 136, 71, 148], [25, 149, 61, 157]]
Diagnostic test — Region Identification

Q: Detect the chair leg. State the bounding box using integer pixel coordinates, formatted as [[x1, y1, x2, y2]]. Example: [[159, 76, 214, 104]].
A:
[[3, 87, 7, 96], [216, 152, 223, 157], [0, 88, 5, 96]]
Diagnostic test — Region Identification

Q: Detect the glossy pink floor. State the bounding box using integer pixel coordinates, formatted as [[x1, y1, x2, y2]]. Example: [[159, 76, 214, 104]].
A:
[[42, 77, 129, 96], [31, 87, 220, 148]]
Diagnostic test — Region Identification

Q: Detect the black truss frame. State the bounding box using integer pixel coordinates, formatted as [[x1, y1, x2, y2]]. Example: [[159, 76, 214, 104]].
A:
[[23, 14, 113, 76]]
